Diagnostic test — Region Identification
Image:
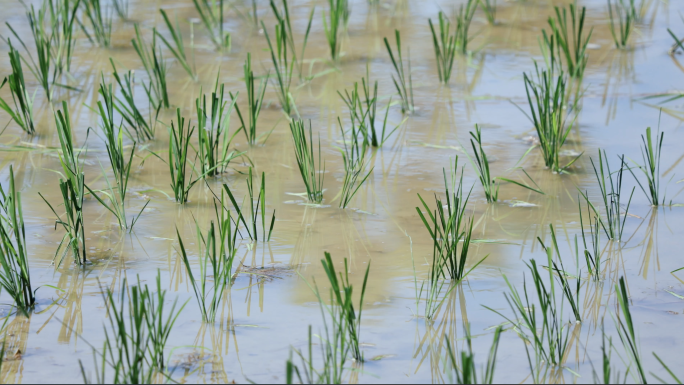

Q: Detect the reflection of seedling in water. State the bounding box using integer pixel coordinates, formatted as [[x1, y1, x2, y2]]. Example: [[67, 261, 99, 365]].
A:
[[384, 30, 414, 114], [0, 166, 34, 315], [290, 119, 325, 204], [445, 323, 502, 384], [0, 41, 36, 135]]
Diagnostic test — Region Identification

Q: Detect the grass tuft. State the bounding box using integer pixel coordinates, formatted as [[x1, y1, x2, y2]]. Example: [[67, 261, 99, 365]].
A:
[[289, 119, 325, 203], [232, 53, 269, 145], [337, 117, 373, 209], [542, 4, 592, 79], [269, 0, 314, 80], [627, 125, 664, 206], [168, 108, 198, 203], [384, 30, 414, 114], [428, 12, 457, 84], [110, 59, 161, 142], [323, 0, 348, 62], [0, 166, 34, 315]]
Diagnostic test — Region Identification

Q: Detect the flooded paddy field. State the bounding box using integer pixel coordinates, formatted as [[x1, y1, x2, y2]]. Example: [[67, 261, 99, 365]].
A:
[[0, 0, 683, 382]]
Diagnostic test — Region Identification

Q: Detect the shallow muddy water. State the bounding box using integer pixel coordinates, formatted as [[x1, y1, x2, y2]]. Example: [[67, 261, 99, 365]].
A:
[[0, 0, 684, 383]]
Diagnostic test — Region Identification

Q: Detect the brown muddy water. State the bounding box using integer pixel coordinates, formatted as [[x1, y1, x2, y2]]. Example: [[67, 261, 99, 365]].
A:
[[0, 0, 684, 383]]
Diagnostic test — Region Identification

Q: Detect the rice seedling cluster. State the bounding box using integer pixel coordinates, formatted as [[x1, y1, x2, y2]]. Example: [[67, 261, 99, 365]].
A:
[[0, 0, 681, 383]]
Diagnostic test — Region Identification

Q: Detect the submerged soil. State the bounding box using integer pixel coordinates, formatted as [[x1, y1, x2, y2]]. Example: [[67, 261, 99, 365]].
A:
[[0, 0, 684, 383]]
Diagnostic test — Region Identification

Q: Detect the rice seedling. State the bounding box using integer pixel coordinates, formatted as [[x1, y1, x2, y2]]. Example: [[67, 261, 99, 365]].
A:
[[82, 275, 186, 382], [0, 41, 36, 135], [479, 0, 496, 25], [193, 0, 231, 51], [627, 125, 664, 206], [577, 200, 602, 281], [177, 214, 237, 323], [132, 24, 170, 108], [540, 224, 582, 322], [80, 0, 113, 47], [232, 53, 269, 145], [85, 76, 149, 231], [337, 117, 373, 209], [485, 258, 572, 381], [444, 324, 502, 384], [454, 0, 478, 55], [337, 66, 401, 147], [323, 0, 348, 61], [384, 30, 414, 114], [39, 102, 87, 266], [6, 5, 57, 100], [652, 353, 682, 384], [195, 78, 241, 177], [668, 27, 684, 54], [579, 150, 634, 241], [428, 12, 457, 84], [614, 276, 647, 384], [289, 119, 325, 203], [157, 9, 196, 80], [45, 0, 81, 75], [269, 0, 315, 80], [168, 108, 198, 203], [543, 4, 592, 79], [221, 167, 276, 242], [110, 60, 161, 142], [0, 166, 34, 315], [608, 0, 634, 49], [286, 323, 348, 384], [521, 59, 581, 173], [416, 158, 488, 281], [262, 19, 295, 115], [112, 0, 128, 20], [467, 125, 545, 203]]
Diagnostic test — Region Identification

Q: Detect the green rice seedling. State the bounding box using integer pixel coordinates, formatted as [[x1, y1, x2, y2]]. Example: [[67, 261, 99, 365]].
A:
[[132, 24, 170, 108], [540, 224, 581, 322], [168, 108, 198, 203], [80, 0, 113, 47], [479, 0, 497, 25], [6, 6, 57, 100], [627, 125, 664, 206], [668, 26, 684, 54], [262, 19, 295, 115], [289, 119, 325, 203], [0, 41, 36, 135], [577, 200, 602, 281], [444, 324, 503, 384], [542, 4, 592, 79], [323, 0, 348, 61], [232, 53, 269, 145], [467, 125, 545, 203], [39, 102, 87, 266], [82, 276, 185, 382], [428, 12, 457, 84], [615, 276, 647, 384], [652, 353, 682, 384], [157, 9, 196, 80], [269, 0, 315, 80], [86, 76, 149, 231], [318, 252, 369, 362], [608, 0, 634, 49], [195, 79, 241, 177], [112, 0, 128, 20], [177, 215, 237, 323], [384, 30, 414, 114], [0, 166, 34, 315], [110, 60, 161, 142], [454, 0, 478, 55], [416, 158, 488, 282], [221, 167, 276, 242], [45, 0, 81, 75], [485, 259, 572, 381], [579, 150, 634, 241], [521, 59, 580, 173], [193, 0, 231, 51], [286, 324, 347, 384], [337, 67, 401, 147], [337, 118, 373, 209]]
